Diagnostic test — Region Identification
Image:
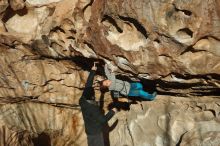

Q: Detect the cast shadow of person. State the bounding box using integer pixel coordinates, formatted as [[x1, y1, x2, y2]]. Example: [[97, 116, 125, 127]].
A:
[[99, 91, 119, 146], [32, 132, 51, 146]]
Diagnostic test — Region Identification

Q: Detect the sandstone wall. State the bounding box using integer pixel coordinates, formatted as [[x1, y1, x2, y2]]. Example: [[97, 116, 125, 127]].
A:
[[0, 0, 220, 145]]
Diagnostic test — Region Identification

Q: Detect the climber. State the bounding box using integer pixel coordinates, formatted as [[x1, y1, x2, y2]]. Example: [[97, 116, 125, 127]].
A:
[[79, 62, 117, 146], [101, 64, 157, 100]]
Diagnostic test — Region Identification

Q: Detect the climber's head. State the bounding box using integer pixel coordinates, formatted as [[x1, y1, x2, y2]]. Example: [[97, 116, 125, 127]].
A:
[[99, 79, 111, 93], [101, 79, 112, 88]]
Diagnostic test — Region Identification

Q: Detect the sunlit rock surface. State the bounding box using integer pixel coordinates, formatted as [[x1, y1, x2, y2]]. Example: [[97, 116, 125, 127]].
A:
[[0, 102, 86, 146], [0, 0, 220, 145], [109, 97, 220, 146]]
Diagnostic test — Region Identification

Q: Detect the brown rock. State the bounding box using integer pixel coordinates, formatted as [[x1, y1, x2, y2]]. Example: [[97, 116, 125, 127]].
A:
[[0, 102, 87, 146], [5, 7, 50, 41], [9, 0, 25, 11], [0, 0, 8, 13], [0, 0, 219, 145], [0, 20, 5, 32], [0, 45, 85, 104]]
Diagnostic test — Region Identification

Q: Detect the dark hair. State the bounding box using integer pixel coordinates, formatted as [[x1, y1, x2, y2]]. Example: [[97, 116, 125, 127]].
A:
[[99, 80, 109, 93]]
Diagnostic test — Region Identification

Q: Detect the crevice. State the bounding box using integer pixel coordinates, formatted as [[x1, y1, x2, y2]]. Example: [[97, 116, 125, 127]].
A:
[[83, 41, 96, 52], [82, 0, 94, 12], [172, 73, 220, 80], [102, 15, 123, 33], [181, 10, 192, 16], [29, 99, 80, 109], [138, 73, 220, 97], [0, 95, 39, 104], [176, 131, 187, 146], [158, 54, 173, 58], [180, 45, 194, 55], [41, 79, 63, 86], [154, 38, 161, 43], [177, 28, 193, 38], [180, 45, 208, 55], [180, 35, 220, 55], [67, 36, 75, 40], [199, 35, 220, 42], [119, 16, 148, 39], [140, 103, 144, 111], [173, 4, 192, 16], [50, 26, 65, 33], [1, 42, 16, 49], [126, 119, 134, 146], [69, 29, 77, 34], [204, 109, 216, 117], [190, 90, 220, 96]]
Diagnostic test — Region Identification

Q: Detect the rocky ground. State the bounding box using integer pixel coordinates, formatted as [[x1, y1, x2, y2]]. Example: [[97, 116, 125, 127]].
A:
[[0, 0, 220, 146]]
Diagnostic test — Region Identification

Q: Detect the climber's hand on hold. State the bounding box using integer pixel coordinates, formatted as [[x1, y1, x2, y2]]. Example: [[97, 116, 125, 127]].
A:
[[92, 62, 98, 71], [112, 107, 118, 113]]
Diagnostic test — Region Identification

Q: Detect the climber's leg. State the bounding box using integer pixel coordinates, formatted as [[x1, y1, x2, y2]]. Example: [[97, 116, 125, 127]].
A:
[[87, 133, 105, 146], [130, 82, 143, 90], [128, 87, 157, 100], [139, 90, 157, 100], [128, 83, 140, 96], [128, 89, 139, 97], [134, 82, 143, 90]]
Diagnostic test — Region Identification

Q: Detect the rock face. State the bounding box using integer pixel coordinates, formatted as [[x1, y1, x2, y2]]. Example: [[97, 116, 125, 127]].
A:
[[0, 0, 220, 146], [0, 102, 86, 146], [109, 97, 220, 146]]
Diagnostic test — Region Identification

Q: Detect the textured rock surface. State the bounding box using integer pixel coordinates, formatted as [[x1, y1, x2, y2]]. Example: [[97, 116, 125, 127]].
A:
[[0, 45, 87, 104], [0, 0, 220, 145], [0, 102, 86, 146], [109, 97, 220, 146]]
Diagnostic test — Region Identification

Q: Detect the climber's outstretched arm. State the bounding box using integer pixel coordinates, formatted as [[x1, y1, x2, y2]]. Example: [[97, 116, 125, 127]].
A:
[[104, 64, 116, 80], [81, 63, 97, 98], [104, 109, 116, 122]]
